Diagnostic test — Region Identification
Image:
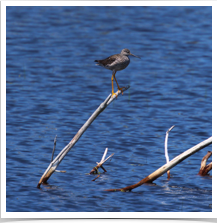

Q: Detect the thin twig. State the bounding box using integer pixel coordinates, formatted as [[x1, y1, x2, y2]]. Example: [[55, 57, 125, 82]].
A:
[[100, 147, 108, 163], [165, 125, 175, 179], [55, 170, 66, 173], [92, 175, 100, 181], [51, 135, 57, 162]]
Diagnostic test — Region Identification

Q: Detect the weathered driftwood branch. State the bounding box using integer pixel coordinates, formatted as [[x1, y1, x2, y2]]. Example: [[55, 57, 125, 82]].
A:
[[164, 125, 175, 179], [198, 151, 212, 176], [37, 87, 130, 188], [89, 148, 114, 174], [105, 136, 212, 192]]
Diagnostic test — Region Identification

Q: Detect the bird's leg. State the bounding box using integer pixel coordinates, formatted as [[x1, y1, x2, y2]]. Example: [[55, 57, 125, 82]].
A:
[[113, 73, 125, 95], [111, 72, 117, 97]]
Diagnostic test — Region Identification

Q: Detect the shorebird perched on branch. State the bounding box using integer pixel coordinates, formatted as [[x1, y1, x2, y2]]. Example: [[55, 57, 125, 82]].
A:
[[95, 48, 140, 97]]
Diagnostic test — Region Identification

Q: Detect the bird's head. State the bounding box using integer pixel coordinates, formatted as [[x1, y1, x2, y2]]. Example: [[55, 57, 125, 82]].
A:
[[121, 48, 140, 58]]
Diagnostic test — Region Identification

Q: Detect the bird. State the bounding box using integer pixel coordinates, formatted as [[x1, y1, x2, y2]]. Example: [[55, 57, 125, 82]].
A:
[[95, 48, 140, 97]]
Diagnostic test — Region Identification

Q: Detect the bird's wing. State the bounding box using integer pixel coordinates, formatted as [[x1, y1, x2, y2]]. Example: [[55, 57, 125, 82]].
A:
[[97, 56, 117, 66]]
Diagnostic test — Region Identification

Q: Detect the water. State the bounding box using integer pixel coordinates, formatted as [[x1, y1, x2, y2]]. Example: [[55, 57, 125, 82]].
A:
[[6, 6, 212, 212]]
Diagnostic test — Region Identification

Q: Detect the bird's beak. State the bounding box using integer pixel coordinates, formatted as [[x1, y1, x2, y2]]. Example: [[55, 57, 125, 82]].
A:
[[130, 53, 141, 59]]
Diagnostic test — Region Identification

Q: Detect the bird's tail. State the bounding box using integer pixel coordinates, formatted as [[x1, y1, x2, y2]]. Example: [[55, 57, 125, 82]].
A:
[[94, 60, 100, 66]]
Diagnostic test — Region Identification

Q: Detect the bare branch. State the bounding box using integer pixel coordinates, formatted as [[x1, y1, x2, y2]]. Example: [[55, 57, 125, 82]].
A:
[[105, 136, 212, 192], [90, 148, 114, 174], [165, 125, 175, 179], [198, 151, 212, 176], [51, 135, 57, 162], [37, 88, 128, 188]]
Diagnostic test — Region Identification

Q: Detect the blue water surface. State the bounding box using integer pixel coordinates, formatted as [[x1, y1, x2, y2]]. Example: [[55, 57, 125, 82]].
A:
[[6, 6, 212, 212]]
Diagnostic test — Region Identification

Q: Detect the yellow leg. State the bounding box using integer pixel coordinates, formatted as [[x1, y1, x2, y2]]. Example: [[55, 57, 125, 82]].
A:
[[113, 73, 125, 95], [111, 73, 117, 97]]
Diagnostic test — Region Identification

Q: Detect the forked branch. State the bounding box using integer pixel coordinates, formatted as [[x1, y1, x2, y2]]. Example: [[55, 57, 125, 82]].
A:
[[89, 148, 114, 174]]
